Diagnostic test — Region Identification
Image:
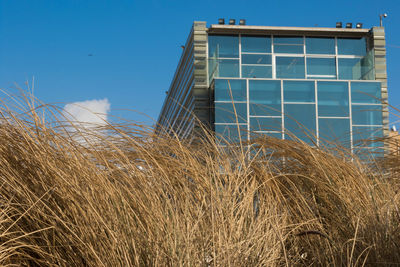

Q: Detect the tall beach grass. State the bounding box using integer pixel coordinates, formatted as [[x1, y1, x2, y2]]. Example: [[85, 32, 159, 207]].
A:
[[0, 94, 399, 266]]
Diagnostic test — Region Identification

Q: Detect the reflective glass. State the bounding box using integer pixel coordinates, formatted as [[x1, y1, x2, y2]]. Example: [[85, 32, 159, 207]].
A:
[[215, 102, 247, 123], [319, 118, 351, 147], [338, 58, 374, 80], [276, 57, 305, 78], [306, 37, 335, 54], [250, 117, 282, 132], [307, 57, 336, 76], [274, 36, 303, 44], [213, 59, 239, 77], [242, 54, 272, 64], [208, 35, 239, 58], [242, 66, 272, 78], [274, 45, 304, 54], [250, 132, 282, 140], [241, 36, 271, 53], [249, 80, 281, 116], [337, 38, 367, 56], [283, 81, 315, 102], [317, 81, 349, 117], [352, 105, 382, 125], [353, 147, 384, 160], [284, 104, 316, 143], [352, 126, 384, 147], [351, 82, 381, 104], [215, 124, 248, 144], [214, 79, 246, 101]]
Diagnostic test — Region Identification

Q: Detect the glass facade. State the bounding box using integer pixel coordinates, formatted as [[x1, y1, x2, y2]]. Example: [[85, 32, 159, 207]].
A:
[[214, 77, 383, 152], [207, 32, 384, 156], [208, 35, 374, 81]]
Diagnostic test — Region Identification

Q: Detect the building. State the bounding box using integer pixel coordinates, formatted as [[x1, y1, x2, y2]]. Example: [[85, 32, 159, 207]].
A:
[[156, 20, 388, 156]]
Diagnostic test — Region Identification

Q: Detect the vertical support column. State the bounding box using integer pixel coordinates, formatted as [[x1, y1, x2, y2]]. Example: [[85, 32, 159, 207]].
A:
[[192, 21, 210, 136], [371, 27, 389, 151]]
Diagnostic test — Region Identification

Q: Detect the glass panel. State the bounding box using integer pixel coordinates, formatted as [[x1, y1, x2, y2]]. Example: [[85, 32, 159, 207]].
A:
[[283, 81, 315, 102], [215, 124, 248, 144], [351, 82, 381, 104], [337, 37, 367, 56], [250, 132, 282, 140], [319, 118, 351, 148], [250, 117, 282, 132], [215, 102, 247, 123], [338, 57, 374, 80], [274, 36, 303, 44], [353, 126, 384, 147], [249, 80, 281, 116], [352, 105, 382, 125], [276, 57, 305, 78], [274, 45, 304, 54], [214, 79, 246, 101], [284, 104, 316, 143], [208, 35, 239, 58], [210, 59, 239, 78], [317, 81, 349, 117], [242, 66, 272, 78], [307, 57, 336, 76], [306, 37, 335, 54], [242, 54, 271, 64], [241, 36, 271, 53], [353, 147, 384, 160]]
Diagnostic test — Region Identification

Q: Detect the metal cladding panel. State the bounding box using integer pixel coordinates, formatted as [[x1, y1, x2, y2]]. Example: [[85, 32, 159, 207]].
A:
[[371, 27, 389, 147]]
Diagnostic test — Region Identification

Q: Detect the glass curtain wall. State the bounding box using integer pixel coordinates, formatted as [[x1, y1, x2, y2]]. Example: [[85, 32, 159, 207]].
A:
[[213, 78, 383, 152], [210, 34, 382, 154], [208, 35, 374, 81]]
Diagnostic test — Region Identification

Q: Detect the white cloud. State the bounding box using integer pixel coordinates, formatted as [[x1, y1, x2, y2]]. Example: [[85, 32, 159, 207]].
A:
[[62, 99, 111, 144], [63, 98, 110, 127]]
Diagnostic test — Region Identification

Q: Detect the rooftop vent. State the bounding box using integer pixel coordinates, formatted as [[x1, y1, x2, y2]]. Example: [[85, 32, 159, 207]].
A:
[[336, 22, 342, 28], [345, 22, 352, 28], [218, 18, 225, 25], [229, 19, 236, 25], [239, 19, 246, 25]]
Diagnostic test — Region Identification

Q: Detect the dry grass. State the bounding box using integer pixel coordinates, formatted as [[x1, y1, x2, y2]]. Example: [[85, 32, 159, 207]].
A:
[[0, 95, 399, 266]]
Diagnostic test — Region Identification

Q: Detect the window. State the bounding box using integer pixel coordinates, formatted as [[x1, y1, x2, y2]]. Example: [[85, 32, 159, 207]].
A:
[[214, 79, 246, 101], [317, 81, 349, 117], [250, 117, 282, 132], [274, 36, 304, 54], [306, 37, 335, 55], [249, 80, 281, 116], [351, 82, 381, 104], [352, 105, 382, 125], [319, 118, 351, 147], [283, 81, 315, 102], [276, 57, 305, 78], [284, 104, 316, 143], [307, 57, 336, 78], [215, 102, 247, 123], [241, 36, 271, 53], [208, 35, 239, 58], [337, 37, 367, 56]]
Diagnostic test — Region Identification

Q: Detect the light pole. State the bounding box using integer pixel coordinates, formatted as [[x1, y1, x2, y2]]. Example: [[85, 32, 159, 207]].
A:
[[380, 13, 388, 27]]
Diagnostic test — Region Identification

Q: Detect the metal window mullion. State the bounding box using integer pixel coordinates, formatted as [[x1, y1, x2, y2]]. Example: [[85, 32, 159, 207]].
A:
[[239, 34, 242, 78], [353, 124, 383, 127], [272, 35, 276, 79], [281, 79, 284, 139], [247, 78, 250, 142], [335, 37, 339, 80], [349, 81, 353, 154], [315, 80, 319, 146]]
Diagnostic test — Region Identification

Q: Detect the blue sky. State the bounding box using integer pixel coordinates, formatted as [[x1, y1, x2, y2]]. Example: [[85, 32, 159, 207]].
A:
[[0, 0, 399, 127]]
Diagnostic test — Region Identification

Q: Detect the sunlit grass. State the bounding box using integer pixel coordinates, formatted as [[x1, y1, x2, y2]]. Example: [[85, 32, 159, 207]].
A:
[[0, 93, 399, 266]]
